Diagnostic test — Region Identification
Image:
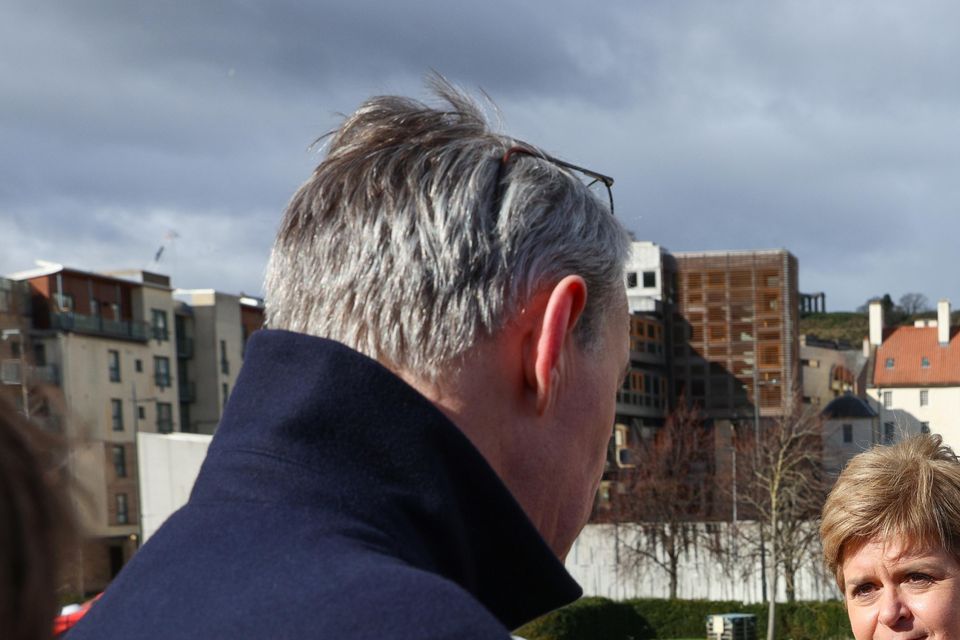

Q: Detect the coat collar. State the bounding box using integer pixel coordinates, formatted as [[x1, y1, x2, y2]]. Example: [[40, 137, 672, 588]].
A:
[[195, 329, 581, 630]]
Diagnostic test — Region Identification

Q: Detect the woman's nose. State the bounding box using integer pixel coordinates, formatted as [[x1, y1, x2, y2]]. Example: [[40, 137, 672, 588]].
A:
[[877, 588, 912, 628]]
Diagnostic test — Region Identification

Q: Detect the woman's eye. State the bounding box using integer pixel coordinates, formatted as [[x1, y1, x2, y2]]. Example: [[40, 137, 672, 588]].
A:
[[850, 583, 875, 598], [906, 573, 934, 585]]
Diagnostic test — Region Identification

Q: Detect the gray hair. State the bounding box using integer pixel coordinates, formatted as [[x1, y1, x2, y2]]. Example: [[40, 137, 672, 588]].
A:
[[264, 77, 630, 380]]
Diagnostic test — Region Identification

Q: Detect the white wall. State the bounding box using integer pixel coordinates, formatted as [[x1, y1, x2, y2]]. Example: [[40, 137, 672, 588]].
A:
[[566, 522, 839, 603], [867, 386, 960, 450], [137, 432, 211, 542], [626, 242, 664, 313]]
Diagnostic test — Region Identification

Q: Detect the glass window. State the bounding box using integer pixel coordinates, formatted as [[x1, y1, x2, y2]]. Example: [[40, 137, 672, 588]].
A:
[[843, 424, 853, 444], [55, 292, 75, 312], [157, 402, 173, 433], [154, 356, 171, 388], [112, 445, 126, 478], [885, 358, 895, 369], [921, 356, 930, 368], [883, 391, 892, 408], [920, 389, 929, 406], [151, 309, 169, 341], [108, 349, 121, 382], [116, 493, 129, 525], [642, 271, 656, 288], [626, 272, 638, 288], [220, 340, 229, 375], [135, 359, 143, 373], [884, 422, 895, 444], [111, 398, 123, 431], [222, 383, 230, 410], [138, 406, 146, 420]]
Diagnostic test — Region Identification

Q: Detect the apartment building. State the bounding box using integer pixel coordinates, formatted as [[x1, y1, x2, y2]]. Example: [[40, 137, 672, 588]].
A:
[[672, 250, 800, 420], [174, 290, 264, 434], [866, 299, 960, 449], [0, 277, 38, 411], [7, 263, 180, 593], [800, 334, 865, 408]]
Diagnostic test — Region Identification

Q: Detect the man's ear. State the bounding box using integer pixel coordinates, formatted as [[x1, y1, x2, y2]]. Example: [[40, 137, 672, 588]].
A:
[[523, 275, 588, 415]]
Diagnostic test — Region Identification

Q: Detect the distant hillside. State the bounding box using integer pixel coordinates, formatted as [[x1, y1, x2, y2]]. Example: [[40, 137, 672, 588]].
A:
[[800, 310, 960, 346], [799, 312, 868, 345]]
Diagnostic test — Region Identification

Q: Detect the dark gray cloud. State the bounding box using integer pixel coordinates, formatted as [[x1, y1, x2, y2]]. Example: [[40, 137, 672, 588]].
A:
[[2, 0, 960, 309]]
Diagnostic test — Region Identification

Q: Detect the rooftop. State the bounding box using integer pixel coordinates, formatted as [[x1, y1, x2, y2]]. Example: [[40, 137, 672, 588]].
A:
[[873, 325, 960, 387]]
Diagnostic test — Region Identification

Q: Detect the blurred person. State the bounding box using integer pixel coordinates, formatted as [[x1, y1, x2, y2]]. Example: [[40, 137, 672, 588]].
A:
[[0, 396, 73, 640], [821, 434, 960, 640], [70, 76, 631, 639]]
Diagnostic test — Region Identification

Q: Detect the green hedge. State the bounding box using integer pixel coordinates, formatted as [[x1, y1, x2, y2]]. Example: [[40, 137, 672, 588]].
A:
[[515, 598, 851, 640]]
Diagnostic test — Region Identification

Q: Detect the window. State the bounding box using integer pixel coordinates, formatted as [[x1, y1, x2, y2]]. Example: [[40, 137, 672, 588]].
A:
[[921, 390, 929, 406], [112, 445, 126, 478], [626, 272, 638, 288], [154, 356, 171, 388], [921, 356, 931, 368], [111, 399, 123, 431], [33, 343, 46, 366], [642, 271, 656, 288], [883, 391, 892, 409], [843, 424, 853, 444], [138, 406, 146, 420], [885, 358, 895, 369], [220, 340, 229, 375], [55, 292, 74, 312], [135, 359, 143, 373], [222, 383, 230, 410], [157, 402, 173, 433], [90, 299, 100, 317], [108, 349, 121, 382], [151, 309, 169, 341], [116, 493, 129, 525], [921, 422, 931, 434], [884, 422, 895, 444]]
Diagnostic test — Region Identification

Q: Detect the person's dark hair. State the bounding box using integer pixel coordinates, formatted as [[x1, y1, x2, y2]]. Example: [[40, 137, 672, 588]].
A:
[[0, 396, 73, 640]]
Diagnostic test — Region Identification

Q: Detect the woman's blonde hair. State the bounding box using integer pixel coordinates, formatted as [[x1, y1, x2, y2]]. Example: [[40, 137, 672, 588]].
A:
[[821, 433, 960, 590]]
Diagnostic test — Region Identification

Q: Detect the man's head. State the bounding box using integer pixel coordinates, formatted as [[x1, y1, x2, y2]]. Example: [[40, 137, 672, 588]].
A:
[[265, 77, 630, 556], [265, 78, 628, 379]]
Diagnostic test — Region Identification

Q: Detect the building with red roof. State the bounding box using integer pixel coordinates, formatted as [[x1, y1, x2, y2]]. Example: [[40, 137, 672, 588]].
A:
[[866, 298, 960, 449]]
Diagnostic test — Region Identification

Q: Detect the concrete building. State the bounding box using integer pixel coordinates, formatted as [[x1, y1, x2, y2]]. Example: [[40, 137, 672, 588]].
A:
[[0, 277, 40, 412], [671, 249, 800, 420], [820, 394, 878, 477], [865, 298, 960, 449], [7, 263, 181, 594], [174, 290, 264, 434], [623, 241, 676, 314], [800, 334, 866, 408]]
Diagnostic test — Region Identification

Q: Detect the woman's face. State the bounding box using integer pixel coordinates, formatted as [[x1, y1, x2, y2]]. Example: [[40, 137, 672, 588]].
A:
[[843, 536, 960, 639]]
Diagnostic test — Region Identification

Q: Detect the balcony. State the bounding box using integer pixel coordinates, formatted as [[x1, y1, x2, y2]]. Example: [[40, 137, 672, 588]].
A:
[[51, 312, 148, 342], [176, 336, 194, 359], [0, 361, 59, 386], [178, 380, 196, 403]]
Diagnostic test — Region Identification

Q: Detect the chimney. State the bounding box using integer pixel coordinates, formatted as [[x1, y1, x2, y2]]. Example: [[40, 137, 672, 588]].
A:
[[869, 300, 884, 346], [938, 299, 951, 346], [862, 336, 871, 358]]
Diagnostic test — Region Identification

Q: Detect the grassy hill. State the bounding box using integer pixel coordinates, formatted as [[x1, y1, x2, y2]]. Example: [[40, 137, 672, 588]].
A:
[[799, 312, 868, 345], [800, 310, 960, 345]]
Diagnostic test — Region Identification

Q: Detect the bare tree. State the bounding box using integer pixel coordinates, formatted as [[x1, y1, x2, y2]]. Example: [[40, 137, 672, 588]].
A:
[[606, 404, 718, 599], [738, 405, 827, 640], [899, 292, 931, 316]]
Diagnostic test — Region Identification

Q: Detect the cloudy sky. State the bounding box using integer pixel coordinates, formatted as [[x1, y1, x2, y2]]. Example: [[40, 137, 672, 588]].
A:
[[3, 1, 958, 311]]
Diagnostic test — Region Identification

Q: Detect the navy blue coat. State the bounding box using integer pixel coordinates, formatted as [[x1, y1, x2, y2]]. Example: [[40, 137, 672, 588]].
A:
[[69, 330, 581, 638]]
